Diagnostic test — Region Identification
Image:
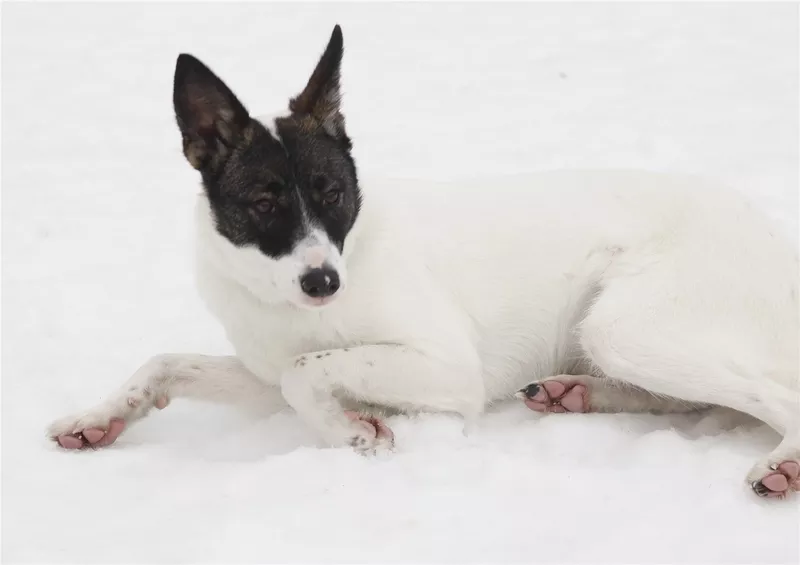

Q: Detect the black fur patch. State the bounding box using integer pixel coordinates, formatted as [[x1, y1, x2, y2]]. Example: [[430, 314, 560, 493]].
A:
[[172, 25, 360, 258]]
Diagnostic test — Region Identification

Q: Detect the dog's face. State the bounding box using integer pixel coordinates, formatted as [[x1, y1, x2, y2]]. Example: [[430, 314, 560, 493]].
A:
[[173, 26, 360, 308]]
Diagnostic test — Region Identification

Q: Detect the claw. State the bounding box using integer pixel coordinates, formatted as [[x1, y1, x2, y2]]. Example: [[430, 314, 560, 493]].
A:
[[518, 383, 541, 399]]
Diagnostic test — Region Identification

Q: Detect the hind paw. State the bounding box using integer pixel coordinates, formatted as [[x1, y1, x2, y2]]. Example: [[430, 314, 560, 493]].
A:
[[516, 376, 590, 413], [750, 461, 800, 499]]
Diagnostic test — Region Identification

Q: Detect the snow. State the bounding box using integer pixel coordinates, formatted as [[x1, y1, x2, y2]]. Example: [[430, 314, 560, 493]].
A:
[[2, 3, 798, 563]]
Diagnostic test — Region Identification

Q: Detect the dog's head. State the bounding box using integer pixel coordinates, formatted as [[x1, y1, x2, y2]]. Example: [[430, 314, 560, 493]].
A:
[[173, 25, 360, 309]]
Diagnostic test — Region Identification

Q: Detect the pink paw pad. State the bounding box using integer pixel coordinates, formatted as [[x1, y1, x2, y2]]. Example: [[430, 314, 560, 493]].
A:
[[752, 461, 800, 498], [55, 419, 126, 450], [344, 410, 395, 444], [517, 379, 590, 413]]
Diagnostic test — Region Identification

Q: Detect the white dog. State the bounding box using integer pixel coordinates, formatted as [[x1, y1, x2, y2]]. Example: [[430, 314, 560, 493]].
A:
[[48, 26, 799, 498]]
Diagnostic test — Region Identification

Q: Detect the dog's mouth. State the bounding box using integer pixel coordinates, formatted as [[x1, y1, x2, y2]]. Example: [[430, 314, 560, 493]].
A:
[[304, 296, 336, 307], [296, 290, 344, 309]]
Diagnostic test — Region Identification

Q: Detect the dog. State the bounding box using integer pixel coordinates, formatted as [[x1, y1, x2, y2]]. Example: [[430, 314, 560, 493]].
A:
[[48, 25, 799, 498]]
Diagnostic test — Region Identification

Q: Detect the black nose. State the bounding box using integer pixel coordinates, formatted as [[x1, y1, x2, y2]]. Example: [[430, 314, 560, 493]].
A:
[[300, 268, 341, 298]]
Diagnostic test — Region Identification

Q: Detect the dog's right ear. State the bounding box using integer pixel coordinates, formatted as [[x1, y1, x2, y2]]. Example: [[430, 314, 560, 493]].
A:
[[173, 54, 251, 172], [289, 25, 346, 139]]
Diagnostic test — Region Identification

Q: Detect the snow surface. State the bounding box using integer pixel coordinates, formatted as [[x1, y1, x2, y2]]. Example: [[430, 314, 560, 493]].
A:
[[2, 3, 799, 563]]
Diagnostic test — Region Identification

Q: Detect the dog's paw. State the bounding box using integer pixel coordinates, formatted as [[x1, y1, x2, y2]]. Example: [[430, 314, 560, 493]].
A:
[[344, 411, 395, 456], [516, 375, 591, 413], [749, 460, 800, 499], [47, 409, 127, 449], [47, 389, 169, 450]]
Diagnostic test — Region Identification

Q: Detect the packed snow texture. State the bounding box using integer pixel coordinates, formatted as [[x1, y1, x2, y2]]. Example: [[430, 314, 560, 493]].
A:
[[2, 3, 798, 563]]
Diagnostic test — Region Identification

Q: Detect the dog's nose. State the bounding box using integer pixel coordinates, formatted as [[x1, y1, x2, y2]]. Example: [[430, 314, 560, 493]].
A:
[[300, 267, 340, 298]]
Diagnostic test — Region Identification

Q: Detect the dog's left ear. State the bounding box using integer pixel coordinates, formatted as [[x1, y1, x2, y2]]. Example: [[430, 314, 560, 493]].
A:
[[290, 25, 346, 139]]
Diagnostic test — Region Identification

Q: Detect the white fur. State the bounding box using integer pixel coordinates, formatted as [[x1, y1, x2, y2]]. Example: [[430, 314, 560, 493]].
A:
[[49, 169, 800, 487]]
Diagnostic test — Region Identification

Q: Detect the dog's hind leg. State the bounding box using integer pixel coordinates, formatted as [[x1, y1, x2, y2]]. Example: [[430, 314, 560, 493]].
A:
[[47, 354, 285, 449], [569, 265, 800, 498]]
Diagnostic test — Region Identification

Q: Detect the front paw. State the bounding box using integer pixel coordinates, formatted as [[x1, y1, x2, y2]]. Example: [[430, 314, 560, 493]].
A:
[[47, 408, 127, 449], [344, 411, 395, 456], [47, 388, 169, 449]]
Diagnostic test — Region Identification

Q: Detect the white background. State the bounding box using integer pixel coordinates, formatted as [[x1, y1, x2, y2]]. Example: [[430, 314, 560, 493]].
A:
[[2, 3, 798, 563]]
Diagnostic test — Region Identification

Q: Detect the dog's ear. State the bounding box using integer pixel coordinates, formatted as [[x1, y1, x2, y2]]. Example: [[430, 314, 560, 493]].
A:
[[173, 54, 251, 172], [289, 25, 346, 139]]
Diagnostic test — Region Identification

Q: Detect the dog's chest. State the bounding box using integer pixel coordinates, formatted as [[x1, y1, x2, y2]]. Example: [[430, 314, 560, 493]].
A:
[[198, 275, 385, 384]]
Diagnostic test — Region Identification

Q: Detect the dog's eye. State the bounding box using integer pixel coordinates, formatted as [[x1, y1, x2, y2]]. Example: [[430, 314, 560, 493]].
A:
[[253, 198, 274, 214], [322, 190, 341, 206], [313, 175, 341, 206]]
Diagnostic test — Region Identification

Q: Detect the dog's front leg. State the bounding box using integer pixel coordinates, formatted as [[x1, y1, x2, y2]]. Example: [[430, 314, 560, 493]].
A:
[[280, 344, 484, 454], [48, 354, 286, 449]]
